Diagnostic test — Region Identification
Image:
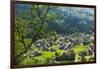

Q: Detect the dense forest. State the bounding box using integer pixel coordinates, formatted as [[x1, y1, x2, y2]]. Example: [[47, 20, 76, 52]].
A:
[[15, 4, 95, 65]]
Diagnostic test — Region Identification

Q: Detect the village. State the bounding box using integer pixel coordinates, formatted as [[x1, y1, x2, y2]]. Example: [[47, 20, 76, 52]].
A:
[[23, 32, 95, 64]]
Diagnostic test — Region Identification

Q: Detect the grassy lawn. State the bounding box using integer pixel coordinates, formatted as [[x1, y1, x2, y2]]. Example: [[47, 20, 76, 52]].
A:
[[72, 45, 88, 54], [38, 51, 55, 59]]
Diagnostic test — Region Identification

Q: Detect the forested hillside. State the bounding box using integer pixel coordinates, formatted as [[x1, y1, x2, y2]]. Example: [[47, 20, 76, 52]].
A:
[[15, 4, 94, 34]]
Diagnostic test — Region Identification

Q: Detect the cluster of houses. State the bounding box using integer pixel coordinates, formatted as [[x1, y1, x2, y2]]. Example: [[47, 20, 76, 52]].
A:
[[28, 32, 95, 61]]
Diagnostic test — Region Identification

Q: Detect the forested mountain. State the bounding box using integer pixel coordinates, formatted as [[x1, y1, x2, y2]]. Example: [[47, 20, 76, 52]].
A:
[[15, 4, 94, 34]]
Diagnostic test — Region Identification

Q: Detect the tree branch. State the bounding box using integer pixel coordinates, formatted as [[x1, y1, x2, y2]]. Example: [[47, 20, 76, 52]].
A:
[[16, 5, 50, 58]]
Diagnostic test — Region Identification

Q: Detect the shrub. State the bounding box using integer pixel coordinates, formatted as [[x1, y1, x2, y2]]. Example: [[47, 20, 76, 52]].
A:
[[79, 51, 87, 62], [83, 40, 90, 45], [79, 51, 87, 57], [50, 48, 56, 52], [81, 57, 86, 62], [55, 49, 75, 61]]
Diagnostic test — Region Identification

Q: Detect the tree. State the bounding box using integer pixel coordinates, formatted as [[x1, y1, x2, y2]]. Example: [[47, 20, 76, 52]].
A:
[[15, 4, 50, 64]]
